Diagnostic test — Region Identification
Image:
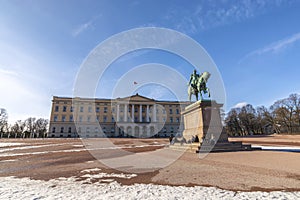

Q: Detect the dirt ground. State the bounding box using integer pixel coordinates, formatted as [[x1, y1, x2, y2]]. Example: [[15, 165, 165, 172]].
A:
[[0, 135, 299, 192]]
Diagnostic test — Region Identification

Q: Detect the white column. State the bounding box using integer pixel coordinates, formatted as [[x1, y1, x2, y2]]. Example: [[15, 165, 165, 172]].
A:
[[146, 105, 149, 122], [131, 104, 134, 122], [139, 104, 142, 122], [117, 104, 120, 122], [124, 104, 127, 122], [153, 104, 157, 122]]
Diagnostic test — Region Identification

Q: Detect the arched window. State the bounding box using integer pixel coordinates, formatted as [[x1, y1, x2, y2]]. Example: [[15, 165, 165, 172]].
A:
[[60, 127, 64, 133], [68, 127, 71, 133], [52, 127, 56, 133]]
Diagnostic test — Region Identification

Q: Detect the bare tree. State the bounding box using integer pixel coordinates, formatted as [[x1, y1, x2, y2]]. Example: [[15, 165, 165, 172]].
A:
[[35, 118, 49, 138], [10, 120, 25, 138], [238, 104, 257, 135], [225, 108, 243, 136], [25, 117, 36, 138], [0, 108, 8, 138]]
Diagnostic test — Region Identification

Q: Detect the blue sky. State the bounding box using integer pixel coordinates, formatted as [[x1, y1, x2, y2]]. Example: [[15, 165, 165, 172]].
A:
[[1, 0, 300, 123]]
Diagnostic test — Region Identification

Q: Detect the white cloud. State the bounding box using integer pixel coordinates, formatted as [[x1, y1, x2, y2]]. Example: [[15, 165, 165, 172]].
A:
[[239, 32, 300, 63], [0, 41, 67, 124], [0, 68, 49, 123], [163, 0, 291, 35], [249, 32, 300, 55], [0, 68, 19, 76], [72, 20, 93, 37], [147, 86, 168, 100], [71, 15, 101, 37], [232, 102, 248, 109]]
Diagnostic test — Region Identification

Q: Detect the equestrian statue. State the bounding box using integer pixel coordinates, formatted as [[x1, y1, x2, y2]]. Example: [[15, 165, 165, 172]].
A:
[[187, 69, 211, 101]]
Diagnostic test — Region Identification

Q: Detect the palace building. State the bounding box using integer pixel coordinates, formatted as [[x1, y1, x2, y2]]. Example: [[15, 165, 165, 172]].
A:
[[48, 94, 189, 138]]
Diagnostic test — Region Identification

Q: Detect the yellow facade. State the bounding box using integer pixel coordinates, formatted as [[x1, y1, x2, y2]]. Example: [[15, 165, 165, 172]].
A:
[[49, 94, 189, 138]]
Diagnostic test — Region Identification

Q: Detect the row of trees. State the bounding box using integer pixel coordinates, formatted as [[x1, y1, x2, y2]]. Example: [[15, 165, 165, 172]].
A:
[[0, 109, 48, 138], [225, 93, 300, 136]]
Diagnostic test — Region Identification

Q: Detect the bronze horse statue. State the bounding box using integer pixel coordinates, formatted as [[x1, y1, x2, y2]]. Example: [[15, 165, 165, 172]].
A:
[[188, 71, 211, 101]]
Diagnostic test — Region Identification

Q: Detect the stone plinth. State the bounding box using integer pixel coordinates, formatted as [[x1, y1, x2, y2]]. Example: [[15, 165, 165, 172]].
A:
[[179, 100, 252, 153], [182, 100, 225, 143]]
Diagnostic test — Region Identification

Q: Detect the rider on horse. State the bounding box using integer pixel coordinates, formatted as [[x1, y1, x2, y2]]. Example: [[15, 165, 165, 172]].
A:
[[188, 69, 200, 91]]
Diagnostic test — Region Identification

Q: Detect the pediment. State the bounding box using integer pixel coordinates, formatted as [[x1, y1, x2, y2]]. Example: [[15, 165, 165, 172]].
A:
[[115, 93, 155, 103]]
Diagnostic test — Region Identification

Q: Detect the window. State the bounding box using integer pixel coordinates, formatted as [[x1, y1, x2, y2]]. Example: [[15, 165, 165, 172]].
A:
[[112, 117, 115, 122], [142, 117, 145, 122], [162, 110, 166, 114], [79, 116, 83, 122], [142, 107, 145, 113], [60, 127, 64, 133], [69, 115, 73, 122], [103, 127, 106, 133], [96, 116, 100, 122], [87, 116, 91, 122], [62, 115, 66, 122], [63, 106, 67, 112], [135, 107, 138, 113], [171, 127, 174, 133], [96, 107, 100, 113], [55, 106, 59, 112], [87, 127, 90, 133], [170, 117, 173, 123], [54, 115, 58, 122], [104, 107, 107, 113], [52, 127, 56, 133], [112, 107, 115, 113], [119, 116, 123, 122], [70, 106, 73, 112], [169, 109, 173, 114], [78, 127, 81, 133], [176, 117, 180, 123], [68, 127, 71, 133], [111, 127, 115, 133], [80, 106, 84, 112], [163, 117, 166, 122], [88, 106, 92, 113], [176, 109, 179, 114], [163, 127, 167, 133], [103, 116, 107, 122]]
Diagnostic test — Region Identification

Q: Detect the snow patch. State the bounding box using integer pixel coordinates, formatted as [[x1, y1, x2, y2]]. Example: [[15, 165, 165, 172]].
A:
[[0, 142, 25, 147], [0, 176, 299, 200], [81, 172, 137, 179], [81, 168, 102, 173]]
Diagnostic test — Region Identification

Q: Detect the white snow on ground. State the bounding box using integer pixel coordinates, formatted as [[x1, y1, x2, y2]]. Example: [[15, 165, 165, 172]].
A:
[[73, 145, 84, 147], [0, 142, 80, 153], [0, 159, 18, 162], [252, 145, 300, 151], [81, 172, 137, 179], [80, 168, 102, 173], [0, 144, 166, 158], [0, 176, 299, 200], [0, 142, 25, 147]]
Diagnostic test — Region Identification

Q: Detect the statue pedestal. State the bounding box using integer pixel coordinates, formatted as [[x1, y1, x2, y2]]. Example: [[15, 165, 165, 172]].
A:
[[178, 100, 252, 153]]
